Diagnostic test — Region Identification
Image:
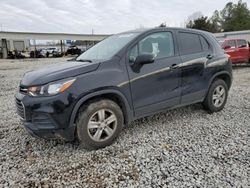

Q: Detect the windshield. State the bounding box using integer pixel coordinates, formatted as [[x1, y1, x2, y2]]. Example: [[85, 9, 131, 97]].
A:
[[77, 33, 139, 61]]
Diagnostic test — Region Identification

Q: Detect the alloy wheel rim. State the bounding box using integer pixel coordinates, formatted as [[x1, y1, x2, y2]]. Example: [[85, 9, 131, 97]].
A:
[[87, 109, 117, 142], [212, 85, 226, 108]]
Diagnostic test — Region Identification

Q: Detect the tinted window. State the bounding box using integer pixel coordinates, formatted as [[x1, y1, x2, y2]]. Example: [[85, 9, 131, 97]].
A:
[[199, 35, 210, 51], [237, 40, 247, 48], [179, 32, 202, 55], [138, 32, 174, 59]]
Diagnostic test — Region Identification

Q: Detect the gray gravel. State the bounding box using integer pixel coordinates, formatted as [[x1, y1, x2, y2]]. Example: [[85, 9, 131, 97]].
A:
[[0, 58, 249, 187]]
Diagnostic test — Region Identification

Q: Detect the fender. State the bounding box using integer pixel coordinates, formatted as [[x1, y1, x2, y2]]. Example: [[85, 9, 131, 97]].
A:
[[69, 89, 133, 128], [207, 71, 232, 92]]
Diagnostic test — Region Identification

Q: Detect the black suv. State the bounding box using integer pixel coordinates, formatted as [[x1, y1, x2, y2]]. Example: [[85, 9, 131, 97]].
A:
[[15, 28, 232, 149]]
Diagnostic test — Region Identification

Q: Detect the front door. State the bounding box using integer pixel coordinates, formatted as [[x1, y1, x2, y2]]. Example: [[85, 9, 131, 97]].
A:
[[126, 31, 181, 117]]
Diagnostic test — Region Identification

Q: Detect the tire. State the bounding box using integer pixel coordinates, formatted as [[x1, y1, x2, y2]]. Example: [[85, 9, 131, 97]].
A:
[[76, 99, 124, 150], [203, 79, 228, 113]]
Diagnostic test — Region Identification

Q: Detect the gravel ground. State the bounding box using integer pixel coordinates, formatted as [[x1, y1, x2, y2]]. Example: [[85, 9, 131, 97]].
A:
[[0, 58, 249, 187]]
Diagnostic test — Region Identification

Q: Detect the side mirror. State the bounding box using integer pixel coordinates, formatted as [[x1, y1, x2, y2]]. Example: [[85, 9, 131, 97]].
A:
[[135, 53, 155, 65], [131, 54, 155, 72], [224, 45, 231, 50]]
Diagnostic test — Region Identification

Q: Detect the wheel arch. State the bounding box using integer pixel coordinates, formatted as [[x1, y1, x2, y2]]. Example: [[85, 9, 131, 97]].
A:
[[69, 89, 133, 128], [208, 71, 232, 90]]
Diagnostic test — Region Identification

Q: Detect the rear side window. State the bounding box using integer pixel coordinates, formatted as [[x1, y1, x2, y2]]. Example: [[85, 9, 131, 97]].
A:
[[237, 40, 247, 48], [179, 32, 202, 55], [199, 35, 210, 51]]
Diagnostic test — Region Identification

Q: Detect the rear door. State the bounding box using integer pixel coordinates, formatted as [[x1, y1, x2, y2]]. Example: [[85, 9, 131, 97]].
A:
[[237, 39, 249, 63], [126, 31, 182, 117], [177, 31, 212, 104]]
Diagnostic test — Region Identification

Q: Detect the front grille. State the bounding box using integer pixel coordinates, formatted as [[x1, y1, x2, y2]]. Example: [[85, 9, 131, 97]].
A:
[[15, 98, 26, 120]]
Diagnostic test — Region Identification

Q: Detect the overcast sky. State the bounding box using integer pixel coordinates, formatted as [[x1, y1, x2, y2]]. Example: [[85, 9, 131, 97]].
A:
[[0, 0, 246, 34]]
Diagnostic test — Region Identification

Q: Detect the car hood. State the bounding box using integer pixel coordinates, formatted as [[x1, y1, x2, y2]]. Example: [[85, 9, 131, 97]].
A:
[[21, 60, 100, 86]]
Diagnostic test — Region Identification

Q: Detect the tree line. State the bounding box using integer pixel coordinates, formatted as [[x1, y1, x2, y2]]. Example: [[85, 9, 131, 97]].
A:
[[187, 0, 250, 32], [159, 0, 250, 33]]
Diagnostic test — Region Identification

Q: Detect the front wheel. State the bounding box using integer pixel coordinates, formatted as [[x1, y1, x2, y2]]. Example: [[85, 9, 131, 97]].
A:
[[76, 99, 124, 150], [203, 79, 228, 113]]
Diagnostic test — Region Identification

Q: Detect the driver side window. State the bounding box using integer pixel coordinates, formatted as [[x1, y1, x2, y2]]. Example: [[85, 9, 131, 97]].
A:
[[129, 31, 174, 63]]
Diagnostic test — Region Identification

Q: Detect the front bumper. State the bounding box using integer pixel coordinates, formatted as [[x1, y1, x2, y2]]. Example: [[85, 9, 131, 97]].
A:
[[23, 121, 75, 141], [15, 91, 77, 141]]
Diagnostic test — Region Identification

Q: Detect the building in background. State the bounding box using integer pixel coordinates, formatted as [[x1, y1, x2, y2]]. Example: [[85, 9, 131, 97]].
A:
[[0, 39, 30, 58], [0, 39, 30, 51], [0, 31, 109, 58], [214, 30, 250, 42]]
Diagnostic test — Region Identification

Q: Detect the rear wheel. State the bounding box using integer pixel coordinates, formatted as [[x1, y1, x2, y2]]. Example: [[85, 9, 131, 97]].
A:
[[203, 79, 228, 113], [76, 99, 124, 150]]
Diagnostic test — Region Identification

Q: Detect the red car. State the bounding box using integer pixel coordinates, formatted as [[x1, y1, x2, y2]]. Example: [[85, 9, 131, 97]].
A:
[[220, 39, 250, 64]]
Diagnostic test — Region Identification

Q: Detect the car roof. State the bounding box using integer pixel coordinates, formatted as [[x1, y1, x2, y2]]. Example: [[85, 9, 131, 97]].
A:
[[119, 27, 211, 35]]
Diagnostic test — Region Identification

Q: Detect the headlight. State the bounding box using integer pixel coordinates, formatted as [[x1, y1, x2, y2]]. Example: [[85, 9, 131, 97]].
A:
[[27, 78, 76, 97]]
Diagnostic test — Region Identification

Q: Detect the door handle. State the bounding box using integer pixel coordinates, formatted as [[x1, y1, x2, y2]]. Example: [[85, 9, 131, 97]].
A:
[[170, 64, 179, 70], [207, 54, 213, 59]]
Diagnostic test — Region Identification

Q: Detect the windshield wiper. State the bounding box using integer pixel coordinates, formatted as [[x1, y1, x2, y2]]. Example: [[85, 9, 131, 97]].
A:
[[75, 59, 92, 63]]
